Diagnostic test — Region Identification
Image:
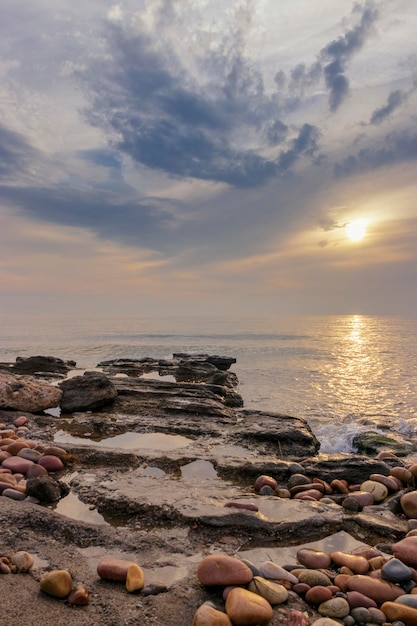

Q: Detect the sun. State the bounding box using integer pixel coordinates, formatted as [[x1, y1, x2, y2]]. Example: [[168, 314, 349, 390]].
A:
[[345, 218, 368, 242]]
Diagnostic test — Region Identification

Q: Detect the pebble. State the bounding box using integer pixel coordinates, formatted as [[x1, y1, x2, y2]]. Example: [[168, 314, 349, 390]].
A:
[[287, 474, 311, 489], [40, 569, 73, 598], [254, 475, 278, 491], [193, 603, 232, 625], [17, 448, 42, 462], [381, 600, 417, 625], [248, 576, 288, 604], [97, 557, 136, 582], [10, 551, 34, 572], [381, 558, 413, 584], [2, 488, 26, 500], [67, 583, 90, 605], [225, 587, 273, 625], [259, 561, 298, 584], [305, 585, 333, 605], [330, 551, 369, 574], [297, 569, 332, 587], [346, 590, 377, 609], [346, 574, 405, 602], [360, 480, 388, 503], [350, 606, 372, 623], [312, 620, 344, 626], [1, 456, 34, 474], [395, 594, 417, 609], [390, 467, 413, 485], [401, 492, 417, 519], [393, 537, 417, 567], [197, 555, 253, 586], [38, 455, 64, 472], [318, 597, 350, 618], [368, 607, 387, 624]]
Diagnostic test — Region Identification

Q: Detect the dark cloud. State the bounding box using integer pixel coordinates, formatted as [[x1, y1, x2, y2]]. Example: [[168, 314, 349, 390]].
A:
[[321, 2, 378, 111], [277, 124, 321, 172], [80, 20, 320, 188], [334, 130, 417, 176], [0, 184, 177, 251], [370, 89, 410, 125], [0, 123, 39, 179]]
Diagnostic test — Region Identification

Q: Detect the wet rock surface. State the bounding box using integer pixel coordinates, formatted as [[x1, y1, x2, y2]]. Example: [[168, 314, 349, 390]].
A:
[[1, 353, 417, 625]]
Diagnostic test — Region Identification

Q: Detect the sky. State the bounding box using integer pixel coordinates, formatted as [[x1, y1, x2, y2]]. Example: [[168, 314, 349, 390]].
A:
[[1, 0, 417, 316]]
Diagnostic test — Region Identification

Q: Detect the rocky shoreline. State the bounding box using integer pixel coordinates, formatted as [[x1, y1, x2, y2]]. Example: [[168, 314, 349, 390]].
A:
[[2, 354, 417, 625]]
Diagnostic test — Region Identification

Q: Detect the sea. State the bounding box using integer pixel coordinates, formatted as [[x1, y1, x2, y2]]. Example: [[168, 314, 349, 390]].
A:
[[1, 314, 416, 455]]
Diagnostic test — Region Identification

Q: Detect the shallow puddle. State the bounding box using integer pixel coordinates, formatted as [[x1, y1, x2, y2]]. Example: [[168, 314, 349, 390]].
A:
[[180, 459, 218, 479], [51, 491, 108, 525], [54, 430, 193, 451]]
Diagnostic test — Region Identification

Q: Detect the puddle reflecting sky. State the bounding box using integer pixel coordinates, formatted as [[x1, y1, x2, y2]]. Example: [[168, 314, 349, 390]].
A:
[[54, 430, 192, 451], [52, 491, 107, 525]]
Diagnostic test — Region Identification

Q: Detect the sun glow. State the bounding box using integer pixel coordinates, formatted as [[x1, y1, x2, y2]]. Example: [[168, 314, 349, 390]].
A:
[[346, 218, 368, 242]]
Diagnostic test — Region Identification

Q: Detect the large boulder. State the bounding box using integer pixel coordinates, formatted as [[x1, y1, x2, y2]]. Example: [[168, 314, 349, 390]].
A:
[[59, 372, 117, 413], [0, 373, 62, 413]]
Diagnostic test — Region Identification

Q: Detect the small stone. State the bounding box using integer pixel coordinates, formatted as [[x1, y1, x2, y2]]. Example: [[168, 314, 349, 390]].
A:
[[97, 558, 135, 582], [254, 475, 278, 491], [40, 569, 73, 598], [287, 474, 311, 489], [297, 549, 332, 570], [38, 455, 64, 472], [26, 464, 48, 478], [390, 466, 413, 485], [225, 587, 273, 625], [346, 574, 405, 602], [258, 485, 276, 496], [318, 597, 350, 618], [360, 480, 388, 502], [330, 551, 369, 574], [401, 493, 417, 519], [305, 585, 333, 605], [350, 607, 372, 623], [193, 603, 232, 625], [1, 456, 34, 474], [346, 590, 377, 609], [381, 558, 413, 584], [393, 536, 417, 567], [126, 563, 145, 593], [381, 601, 417, 625], [11, 551, 34, 572], [14, 416, 28, 427], [2, 487, 26, 500], [367, 607, 387, 624], [17, 448, 42, 462], [67, 583, 90, 606], [395, 594, 417, 609], [297, 569, 332, 587], [142, 583, 168, 596], [343, 491, 374, 510], [197, 555, 253, 586], [259, 561, 298, 584], [248, 576, 288, 604]]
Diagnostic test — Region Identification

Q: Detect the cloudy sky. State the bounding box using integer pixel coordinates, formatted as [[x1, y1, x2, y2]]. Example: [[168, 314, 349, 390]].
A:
[[1, 0, 416, 316]]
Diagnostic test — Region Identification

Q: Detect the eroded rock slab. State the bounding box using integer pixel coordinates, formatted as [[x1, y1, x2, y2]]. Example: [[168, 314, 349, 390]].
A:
[[59, 372, 118, 413]]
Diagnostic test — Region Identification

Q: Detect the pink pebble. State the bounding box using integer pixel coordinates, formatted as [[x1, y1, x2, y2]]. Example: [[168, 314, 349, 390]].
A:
[[38, 455, 64, 471], [14, 416, 28, 427], [2, 456, 35, 474]]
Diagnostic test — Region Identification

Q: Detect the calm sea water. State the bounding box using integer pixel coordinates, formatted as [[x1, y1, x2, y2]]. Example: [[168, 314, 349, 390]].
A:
[[1, 314, 416, 454]]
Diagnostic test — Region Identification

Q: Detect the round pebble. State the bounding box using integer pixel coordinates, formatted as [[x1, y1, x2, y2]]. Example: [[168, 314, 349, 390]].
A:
[[381, 601, 417, 624], [393, 536, 417, 567], [225, 587, 273, 625], [297, 569, 332, 587], [38, 455, 64, 471], [259, 561, 298, 584], [346, 574, 406, 602], [97, 558, 136, 582], [305, 585, 333, 605], [297, 548, 331, 570], [381, 558, 413, 584], [248, 576, 288, 605], [350, 607, 372, 623], [330, 551, 369, 574], [197, 555, 253, 586], [193, 603, 232, 625], [40, 569, 73, 598], [318, 597, 350, 618], [2, 488, 26, 500], [254, 475, 278, 491], [360, 480, 388, 502], [67, 583, 90, 606], [11, 551, 34, 572]]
